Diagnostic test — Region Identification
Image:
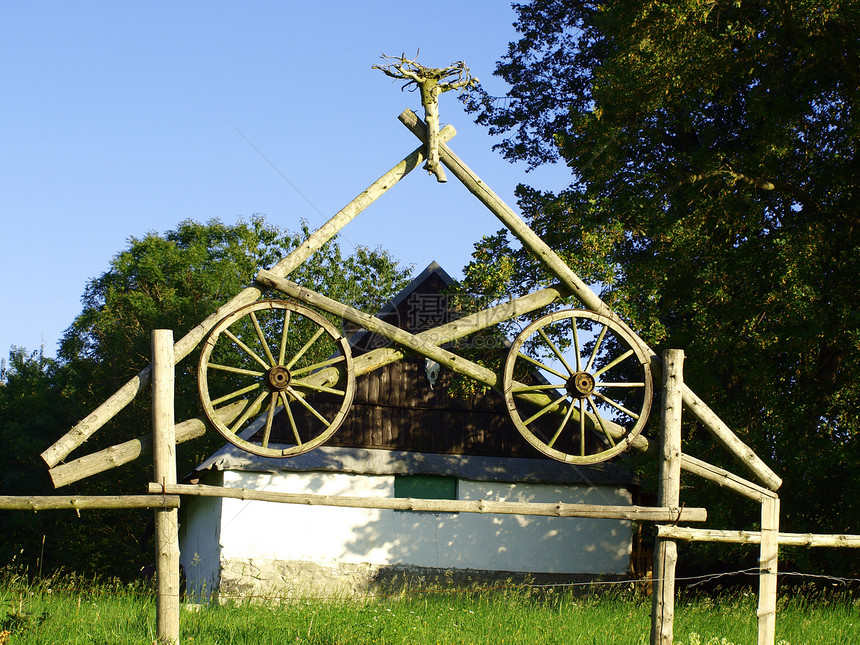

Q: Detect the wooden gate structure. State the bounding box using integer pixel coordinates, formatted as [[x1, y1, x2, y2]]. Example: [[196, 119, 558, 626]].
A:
[[3, 63, 859, 644]]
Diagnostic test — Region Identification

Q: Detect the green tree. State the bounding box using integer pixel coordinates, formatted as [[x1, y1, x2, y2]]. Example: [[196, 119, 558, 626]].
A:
[[463, 1, 859, 573], [0, 348, 85, 573], [1, 216, 412, 577]]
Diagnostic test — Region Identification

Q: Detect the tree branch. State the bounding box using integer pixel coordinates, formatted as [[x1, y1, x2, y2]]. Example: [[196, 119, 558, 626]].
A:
[[374, 53, 478, 182]]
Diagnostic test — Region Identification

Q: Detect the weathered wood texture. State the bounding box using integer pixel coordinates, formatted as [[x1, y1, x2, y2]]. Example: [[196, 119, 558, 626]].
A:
[[0, 495, 179, 510], [399, 109, 782, 493], [758, 497, 780, 645], [651, 350, 683, 645], [40, 122, 456, 469], [152, 330, 179, 645], [678, 454, 777, 502], [48, 400, 248, 488], [148, 483, 707, 522], [656, 526, 860, 548]]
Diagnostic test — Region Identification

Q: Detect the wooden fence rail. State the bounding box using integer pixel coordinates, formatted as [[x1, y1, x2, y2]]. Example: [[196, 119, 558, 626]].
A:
[[0, 495, 179, 510], [656, 525, 860, 548], [148, 482, 707, 523]]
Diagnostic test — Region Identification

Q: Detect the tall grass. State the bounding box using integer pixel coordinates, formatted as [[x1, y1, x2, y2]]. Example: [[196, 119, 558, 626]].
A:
[[1, 567, 857, 644]]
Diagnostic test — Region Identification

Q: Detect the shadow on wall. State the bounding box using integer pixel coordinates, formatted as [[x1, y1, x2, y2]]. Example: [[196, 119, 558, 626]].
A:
[[337, 481, 632, 576]]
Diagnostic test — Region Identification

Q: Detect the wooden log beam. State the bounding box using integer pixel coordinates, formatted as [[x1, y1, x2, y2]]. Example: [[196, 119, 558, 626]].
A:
[[304, 285, 567, 391], [638, 442, 774, 502], [40, 122, 457, 469], [48, 399, 249, 488], [149, 483, 707, 522], [256, 270, 502, 386], [0, 495, 179, 511], [679, 454, 777, 502], [656, 525, 860, 548], [399, 109, 782, 493]]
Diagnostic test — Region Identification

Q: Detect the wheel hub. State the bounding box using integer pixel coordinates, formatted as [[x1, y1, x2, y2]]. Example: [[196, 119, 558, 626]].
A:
[[567, 371, 595, 398], [266, 365, 292, 391]]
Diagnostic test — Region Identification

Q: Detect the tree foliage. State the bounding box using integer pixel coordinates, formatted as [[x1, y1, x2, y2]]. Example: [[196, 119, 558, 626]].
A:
[[1, 216, 412, 577], [463, 0, 859, 573]]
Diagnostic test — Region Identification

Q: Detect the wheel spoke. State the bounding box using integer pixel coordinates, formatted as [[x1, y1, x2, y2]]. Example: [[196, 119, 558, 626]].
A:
[[511, 382, 567, 394], [250, 311, 276, 366], [523, 392, 570, 427], [596, 381, 646, 388], [584, 324, 609, 373], [547, 398, 576, 449], [279, 391, 302, 445], [586, 396, 615, 447], [288, 387, 332, 427], [228, 389, 269, 434], [260, 391, 279, 449], [211, 382, 262, 407], [292, 380, 345, 396], [206, 362, 265, 378], [278, 308, 291, 366], [289, 354, 346, 377], [223, 329, 270, 370], [572, 317, 582, 372], [593, 348, 635, 378], [593, 390, 640, 420], [537, 328, 575, 376], [579, 399, 586, 456], [517, 352, 569, 380], [285, 327, 326, 370]]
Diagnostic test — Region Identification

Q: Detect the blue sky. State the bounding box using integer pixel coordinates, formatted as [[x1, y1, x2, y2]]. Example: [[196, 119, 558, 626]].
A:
[[1, 1, 570, 359]]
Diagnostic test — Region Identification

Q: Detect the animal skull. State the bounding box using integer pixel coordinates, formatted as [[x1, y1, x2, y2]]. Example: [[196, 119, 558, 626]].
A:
[[424, 358, 441, 390]]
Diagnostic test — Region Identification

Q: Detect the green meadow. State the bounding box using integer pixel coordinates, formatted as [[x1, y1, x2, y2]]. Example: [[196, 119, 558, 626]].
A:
[[1, 569, 857, 644]]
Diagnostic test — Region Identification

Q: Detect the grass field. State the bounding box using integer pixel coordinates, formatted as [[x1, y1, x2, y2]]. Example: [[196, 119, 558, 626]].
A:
[[1, 569, 857, 644]]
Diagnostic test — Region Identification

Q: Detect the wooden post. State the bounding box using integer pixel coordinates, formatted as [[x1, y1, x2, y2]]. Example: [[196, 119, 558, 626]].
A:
[[651, 349, 684, 645], [758, 497, 780, 645], [152, 330, 179, 645]]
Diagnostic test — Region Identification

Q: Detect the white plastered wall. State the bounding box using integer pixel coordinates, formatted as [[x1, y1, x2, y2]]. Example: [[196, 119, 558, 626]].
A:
[[179, 471, 225, 601], [211, 469, 632, 577]]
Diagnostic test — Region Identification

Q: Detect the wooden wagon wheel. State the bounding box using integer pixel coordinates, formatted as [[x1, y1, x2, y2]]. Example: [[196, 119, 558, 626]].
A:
[[198, 300, 355, 458], [503, 309, 653, 464]]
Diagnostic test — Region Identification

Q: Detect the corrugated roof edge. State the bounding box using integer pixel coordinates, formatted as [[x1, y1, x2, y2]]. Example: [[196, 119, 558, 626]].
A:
[[185, 443, 635, 487]]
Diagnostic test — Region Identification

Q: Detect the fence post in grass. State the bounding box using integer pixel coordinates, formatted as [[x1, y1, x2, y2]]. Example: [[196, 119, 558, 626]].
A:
[[153, 330, 180, 644], [650, 349, 684, 645], [757, 496, 780, 645]]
